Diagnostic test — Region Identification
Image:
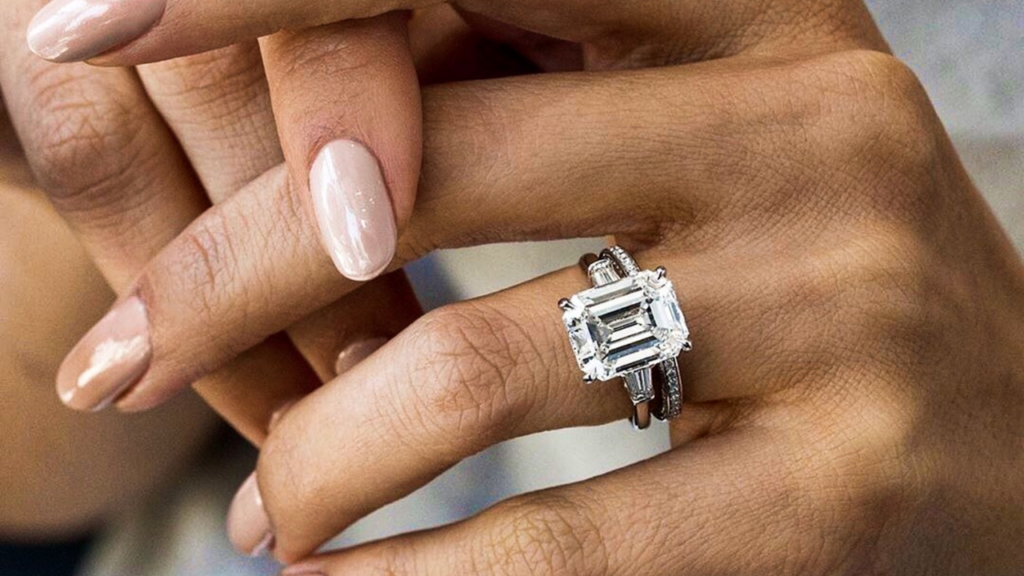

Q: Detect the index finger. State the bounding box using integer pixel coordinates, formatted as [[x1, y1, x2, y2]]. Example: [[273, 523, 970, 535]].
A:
[[22, 0, 770, 67], [260, 13, 420, 281]]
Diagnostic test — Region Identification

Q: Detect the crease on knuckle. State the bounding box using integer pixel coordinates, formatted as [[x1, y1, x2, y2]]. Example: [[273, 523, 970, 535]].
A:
[[24, 69, 156, 210], [479, 494, 608, 576], [799, 50, 943, 219], [399, 303, 544, 454], [143, 46, 275, 152], [151, 207, 250, 360], [145, 45, 267, 109]]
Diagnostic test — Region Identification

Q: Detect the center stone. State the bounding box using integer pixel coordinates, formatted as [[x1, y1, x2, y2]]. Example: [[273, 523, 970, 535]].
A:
[[562, 270, 688, 382]]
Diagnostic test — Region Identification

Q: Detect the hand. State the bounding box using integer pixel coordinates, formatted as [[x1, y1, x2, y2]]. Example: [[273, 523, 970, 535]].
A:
[[28, 0, 1024, 572], [1, 0, 427, 441], [260, 57, 1024, 573]]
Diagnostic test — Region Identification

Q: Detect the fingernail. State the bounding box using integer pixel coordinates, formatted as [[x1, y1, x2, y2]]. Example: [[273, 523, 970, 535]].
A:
[[333, 337, 388, 377], [26, 0, 165, 63], [310, 140, 397, 282], [57, 296, 152, 412], [227, 473, 273, 557]]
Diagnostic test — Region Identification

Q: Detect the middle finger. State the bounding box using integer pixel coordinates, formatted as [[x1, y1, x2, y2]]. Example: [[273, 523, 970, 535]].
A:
[[61, 58, 830, 413]]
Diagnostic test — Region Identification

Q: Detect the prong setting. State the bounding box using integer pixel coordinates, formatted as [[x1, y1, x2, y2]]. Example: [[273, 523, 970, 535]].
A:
[[561, 246, 692, 428]]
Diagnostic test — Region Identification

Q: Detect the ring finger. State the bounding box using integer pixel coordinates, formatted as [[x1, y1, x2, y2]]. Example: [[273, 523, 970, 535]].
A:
[[245, 225, 874, 561]]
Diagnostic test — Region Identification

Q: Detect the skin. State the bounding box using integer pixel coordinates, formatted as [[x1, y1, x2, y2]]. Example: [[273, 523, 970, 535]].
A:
[[31, 0, 1023, 574], [0, 124, 217, 539], [0, 0, 425, 443], [6, 1, 1023, 574], [269, 54, 1024, 573], [0, 5, 534, 536]]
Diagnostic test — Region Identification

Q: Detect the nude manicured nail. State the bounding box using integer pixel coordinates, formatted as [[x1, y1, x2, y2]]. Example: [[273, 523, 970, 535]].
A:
[[26, 0, 165, 63], [333, 337, 387, 377], [227, 473, 273, 557], [310, 140, 397, 282], [57, 296, 151, 412]]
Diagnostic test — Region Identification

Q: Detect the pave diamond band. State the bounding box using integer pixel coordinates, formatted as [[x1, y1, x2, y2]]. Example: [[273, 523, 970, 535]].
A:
[[560, 246, 692, 430]]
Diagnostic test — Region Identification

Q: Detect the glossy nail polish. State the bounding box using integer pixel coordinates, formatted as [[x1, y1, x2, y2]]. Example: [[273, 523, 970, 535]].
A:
[[227, 473, 273, 557], [309, 140, 397, 282], [333, 337, 388, 377], [26, 0, 165, 63], [56, 296, 152, 412]]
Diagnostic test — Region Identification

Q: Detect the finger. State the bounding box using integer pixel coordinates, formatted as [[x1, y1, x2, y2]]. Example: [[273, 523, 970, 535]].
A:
[[283, 428, 849, 576], [260, 14, 420, 281], [56, 60, 823, 413], [23, 0, 881, 68], [244, 260, 730, 560], [22, 0, 637, 65], [0, 0, 320, 440], [129, 43, 321, 439], [136, 42, 283, 201], [0, 16, 323, 442], [0, 0, 206, 288], [242, 213, 883, 560], [287, 273, 422, 382], [131, 39, 423, 433]]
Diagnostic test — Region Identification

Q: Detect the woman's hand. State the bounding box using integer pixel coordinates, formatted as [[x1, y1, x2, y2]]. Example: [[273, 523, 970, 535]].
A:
[[1, 0, 431, 441], [258, 52, 1024, 572], [24, 0, 1024, 572]]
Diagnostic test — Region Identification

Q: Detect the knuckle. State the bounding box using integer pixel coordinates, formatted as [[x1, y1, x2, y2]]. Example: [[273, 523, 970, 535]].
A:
[[479, 495, 608, 576], [257, 429, 327, 542], [398, 302, 544, 450], [799, 51, 943, 216], [140, 45, 278, 191], [143, 45, 267, 116], [768, 227, 939, 398], [804, 226, 936, 353], [151, 206, 243, 334], [845, 230, 938, 340], [22, 68, 156, 212]]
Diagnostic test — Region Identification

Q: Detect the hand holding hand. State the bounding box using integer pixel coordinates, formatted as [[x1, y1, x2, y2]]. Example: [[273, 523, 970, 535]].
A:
[[1, 0, 426, 441], [13, 0, 1024, 573]]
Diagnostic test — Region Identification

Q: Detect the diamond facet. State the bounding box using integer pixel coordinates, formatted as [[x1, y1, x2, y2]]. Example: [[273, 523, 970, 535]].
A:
[[562, 270, 688, 382]]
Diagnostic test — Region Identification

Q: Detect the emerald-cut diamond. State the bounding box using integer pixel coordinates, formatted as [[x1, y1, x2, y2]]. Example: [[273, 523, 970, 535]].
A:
[[562, 269, 689, 382]]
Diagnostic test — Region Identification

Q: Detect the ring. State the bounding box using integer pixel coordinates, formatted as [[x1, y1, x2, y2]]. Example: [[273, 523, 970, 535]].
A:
[[559, 246, 692, 430]]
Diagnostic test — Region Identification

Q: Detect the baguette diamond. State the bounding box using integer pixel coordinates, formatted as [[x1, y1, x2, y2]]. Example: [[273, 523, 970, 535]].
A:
[[562, 269, 689, 382]]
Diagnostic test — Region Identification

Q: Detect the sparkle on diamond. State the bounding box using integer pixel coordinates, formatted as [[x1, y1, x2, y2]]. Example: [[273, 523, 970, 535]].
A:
[[563, 270, 688, 382]]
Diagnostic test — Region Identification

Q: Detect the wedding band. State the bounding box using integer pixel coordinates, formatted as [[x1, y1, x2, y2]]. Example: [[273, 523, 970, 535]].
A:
[[559, 246, 692, 430]]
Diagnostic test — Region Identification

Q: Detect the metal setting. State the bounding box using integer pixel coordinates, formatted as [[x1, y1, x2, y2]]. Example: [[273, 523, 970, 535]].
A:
[[561, 245, 692, 430]]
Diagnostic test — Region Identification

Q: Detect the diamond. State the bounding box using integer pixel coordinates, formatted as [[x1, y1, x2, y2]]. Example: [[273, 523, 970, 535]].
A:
[[562, 270, 689, 382]]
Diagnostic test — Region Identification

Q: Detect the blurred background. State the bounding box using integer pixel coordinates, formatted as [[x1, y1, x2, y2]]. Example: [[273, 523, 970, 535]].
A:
[[1, 0, 1021, 574]]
